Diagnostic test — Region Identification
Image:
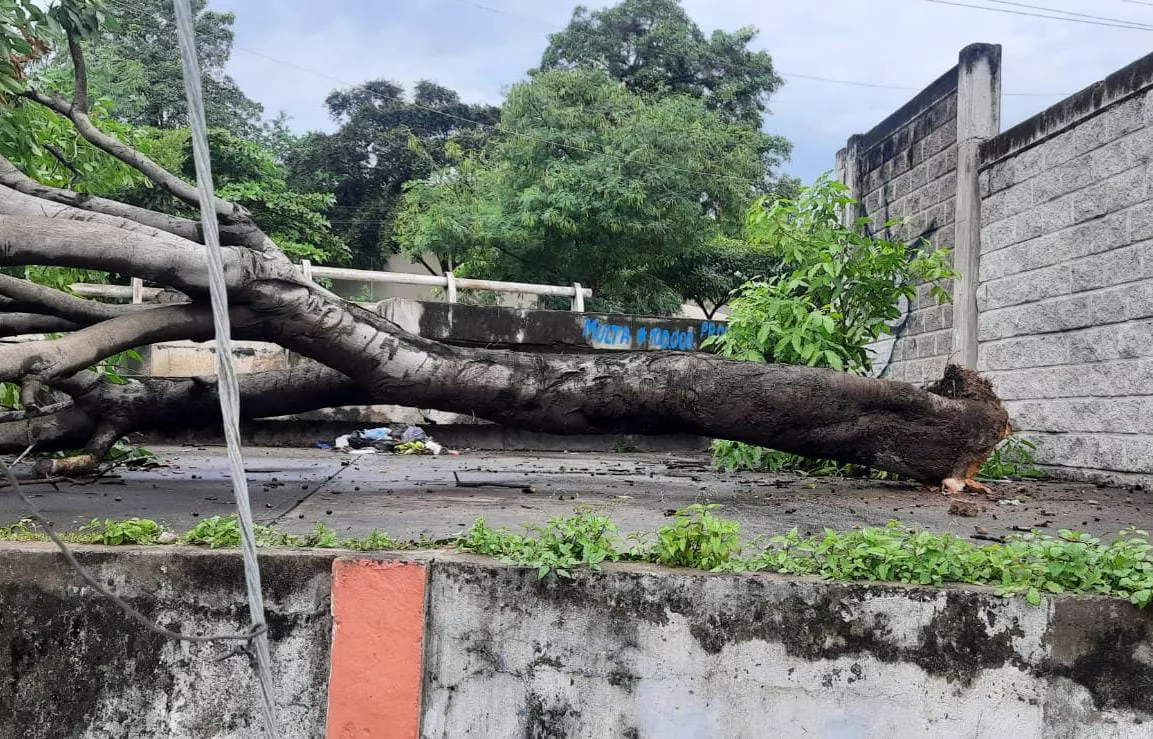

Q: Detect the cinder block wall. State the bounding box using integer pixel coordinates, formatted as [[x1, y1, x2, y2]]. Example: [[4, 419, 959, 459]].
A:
[[976, 53, 1153, 479], [839, 68, 961, 385]]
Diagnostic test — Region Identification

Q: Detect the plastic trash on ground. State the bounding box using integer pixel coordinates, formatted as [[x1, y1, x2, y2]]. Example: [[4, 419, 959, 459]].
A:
[[401, 426, 428, 443], [329, 425, 456, 456]]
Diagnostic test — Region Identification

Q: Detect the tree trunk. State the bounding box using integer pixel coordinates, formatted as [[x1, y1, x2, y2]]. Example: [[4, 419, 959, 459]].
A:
[[1, 352, 1007, 487]]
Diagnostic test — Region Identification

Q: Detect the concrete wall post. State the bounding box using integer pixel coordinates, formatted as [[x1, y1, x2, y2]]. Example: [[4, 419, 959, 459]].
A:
[[834, 134, 862, 228], [952, 43, 1001, 368]]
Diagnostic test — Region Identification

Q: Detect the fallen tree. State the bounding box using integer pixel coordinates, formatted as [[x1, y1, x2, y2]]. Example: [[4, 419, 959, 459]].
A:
[[0, 12, 1010, 490]]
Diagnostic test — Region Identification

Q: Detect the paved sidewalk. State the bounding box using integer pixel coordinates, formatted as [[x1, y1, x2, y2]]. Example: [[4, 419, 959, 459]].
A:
[[3, 446, 1149, 542]]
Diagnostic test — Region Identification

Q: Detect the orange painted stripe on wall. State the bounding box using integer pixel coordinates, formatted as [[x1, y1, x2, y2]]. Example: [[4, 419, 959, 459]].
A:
[[327, 559, 427, 739]]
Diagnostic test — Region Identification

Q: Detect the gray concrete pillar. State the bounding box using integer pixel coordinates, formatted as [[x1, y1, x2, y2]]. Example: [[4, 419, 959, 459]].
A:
[[834, 134, 862, 228], [952, 43, 1001, 368]]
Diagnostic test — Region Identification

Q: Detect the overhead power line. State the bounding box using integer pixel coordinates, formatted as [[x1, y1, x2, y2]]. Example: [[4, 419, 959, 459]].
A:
[[982, 0, 1153, 27], [101, 0, 1076, 190], [776, 71, 1065, 97], [923, 0, 1153, 30], [444, 0, 1070, 96]]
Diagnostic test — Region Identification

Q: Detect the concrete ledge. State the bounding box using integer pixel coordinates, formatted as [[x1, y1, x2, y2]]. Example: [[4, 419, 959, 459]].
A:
[[423, 558, 1153, 737], [2, 546, 1152, 737], [980, 48, 1153, 165], [379, 298, 727, 353]]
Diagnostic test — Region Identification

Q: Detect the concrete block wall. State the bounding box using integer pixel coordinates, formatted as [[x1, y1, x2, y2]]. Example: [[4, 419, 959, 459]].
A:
[[840, 67, 961, 385], [977, 51, 1153, 479], [839, 45, 1001, 385], [4, 544, 1152, 738]]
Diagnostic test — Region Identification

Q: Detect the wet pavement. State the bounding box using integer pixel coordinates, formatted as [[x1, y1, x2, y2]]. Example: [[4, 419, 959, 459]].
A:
[[3, 446, 1151, 543]]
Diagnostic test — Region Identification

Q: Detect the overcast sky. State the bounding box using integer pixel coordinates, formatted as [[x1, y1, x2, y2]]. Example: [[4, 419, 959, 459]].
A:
[[210, 0, 1153, 181]]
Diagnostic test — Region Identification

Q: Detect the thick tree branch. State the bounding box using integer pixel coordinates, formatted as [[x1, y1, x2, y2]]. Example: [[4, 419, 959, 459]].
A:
[[0, 273, 136, 323], [66, 31, 88, 114], [20, 89, 278, 252], [21, 89, 222, 212], [0, 215, 253, 294], [0, 313, 80, 337], [0, 156, 256, 246], [0, 303, 266, 384], [0, 175, 202, 245], [0, 365, 368, 457]]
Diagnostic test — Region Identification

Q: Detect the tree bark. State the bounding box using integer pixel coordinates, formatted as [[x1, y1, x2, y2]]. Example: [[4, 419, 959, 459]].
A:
[[0, 366, 367, 457], [0, 313, 80, 337], [0, 156, 257, 247]]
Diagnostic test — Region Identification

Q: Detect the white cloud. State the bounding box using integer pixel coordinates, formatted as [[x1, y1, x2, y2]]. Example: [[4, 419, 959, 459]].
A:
[[210, 0, 1153, 180]]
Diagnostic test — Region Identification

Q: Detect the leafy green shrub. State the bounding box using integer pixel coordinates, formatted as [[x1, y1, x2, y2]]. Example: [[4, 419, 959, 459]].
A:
[[82, 517, 162, 545], [185, 515, 242, 548], [978, 435, 1044, 480], [185, 515, 304, 548], [752, 522, 1153, 608], [300, 523, 340, 549], [0, 518, 47, 542], [708, 176, 955, 473], [458, 509, 620, 579], [646, 504, 742, 571], [452, 508, 1153, 609], [346, 530, 402, 551]]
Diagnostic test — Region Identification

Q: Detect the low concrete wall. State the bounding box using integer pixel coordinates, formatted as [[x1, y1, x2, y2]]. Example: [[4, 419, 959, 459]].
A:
[[2, 545, 1151, 737], [422, 559, 1153, 738], [378, 299, 726, 353], [0, 545, 334, 739]]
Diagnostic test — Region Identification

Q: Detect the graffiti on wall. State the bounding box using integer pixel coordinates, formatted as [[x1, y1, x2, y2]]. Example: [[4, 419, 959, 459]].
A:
[[580, 318, 727, 351]]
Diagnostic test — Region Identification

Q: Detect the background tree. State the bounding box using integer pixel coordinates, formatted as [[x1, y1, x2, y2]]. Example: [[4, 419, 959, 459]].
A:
[[397, 68, 775, 314], [285, 80, 499, 270], [64, 0, 262, 135], [0, 0, 345, 268], [538, 0, 784, 128], [668, 235, 786, 319]]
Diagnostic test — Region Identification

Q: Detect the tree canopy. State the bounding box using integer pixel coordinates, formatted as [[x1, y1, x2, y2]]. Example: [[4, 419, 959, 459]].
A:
[[69, 0, 262, 135], [538, 0, 783, 128], [397, 68, 777, 314], [285, 80, 499, 270]]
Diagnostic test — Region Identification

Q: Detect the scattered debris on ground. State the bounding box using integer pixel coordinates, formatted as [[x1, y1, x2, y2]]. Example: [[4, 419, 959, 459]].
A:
[[948, 499, 981, 517], [318, 426, 459, 457]]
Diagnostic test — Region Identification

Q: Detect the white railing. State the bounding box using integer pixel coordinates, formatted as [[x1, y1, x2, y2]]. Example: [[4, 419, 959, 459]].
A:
[[300, 261, 590, 311], [70, 262, 593, 311]]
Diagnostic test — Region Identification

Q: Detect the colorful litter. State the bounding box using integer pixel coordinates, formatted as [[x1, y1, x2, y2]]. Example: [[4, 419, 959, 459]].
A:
[[324, 426, 456, 456]]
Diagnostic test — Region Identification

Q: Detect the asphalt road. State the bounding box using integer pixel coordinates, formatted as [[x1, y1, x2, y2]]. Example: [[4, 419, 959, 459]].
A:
[[3, 446, 1149, 543]]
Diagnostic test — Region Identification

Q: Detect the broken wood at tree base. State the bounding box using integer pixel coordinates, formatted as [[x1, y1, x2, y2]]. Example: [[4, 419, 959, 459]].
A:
[[0, 32, 1009, 490]]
